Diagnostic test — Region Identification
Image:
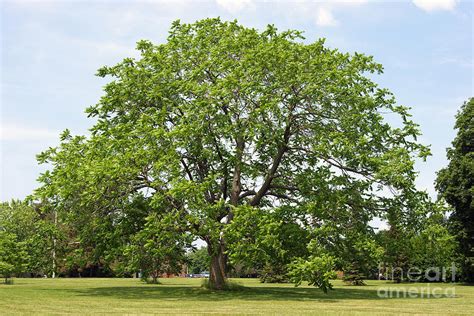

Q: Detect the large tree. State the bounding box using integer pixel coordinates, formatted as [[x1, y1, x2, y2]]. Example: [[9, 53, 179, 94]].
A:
[[436, 98, 474, 283], [35, 19, 429, 290]]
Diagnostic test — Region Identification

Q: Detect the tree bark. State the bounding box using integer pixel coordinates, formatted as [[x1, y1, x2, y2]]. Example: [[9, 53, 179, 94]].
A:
[[249, 122, 291, 206], [207, 240, 227, 290]]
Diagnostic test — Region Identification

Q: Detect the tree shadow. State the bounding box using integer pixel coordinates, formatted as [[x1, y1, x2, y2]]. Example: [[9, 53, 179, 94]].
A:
[[457, 283, 474, 286], [66, 284, 390, 302]]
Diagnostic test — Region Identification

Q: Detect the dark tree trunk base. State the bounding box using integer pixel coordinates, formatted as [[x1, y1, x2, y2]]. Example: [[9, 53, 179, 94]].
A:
[[207, 240, 227, 290]]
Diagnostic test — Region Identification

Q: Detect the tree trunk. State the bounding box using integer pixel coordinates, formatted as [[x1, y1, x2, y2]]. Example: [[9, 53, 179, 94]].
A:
[[152, 271, 158, 284], [52, 210, 57, 278], [207, 241, 227, 290]]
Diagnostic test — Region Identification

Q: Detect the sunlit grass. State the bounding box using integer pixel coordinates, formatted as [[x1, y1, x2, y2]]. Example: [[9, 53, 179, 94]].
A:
[[0, 278, 472, 315]]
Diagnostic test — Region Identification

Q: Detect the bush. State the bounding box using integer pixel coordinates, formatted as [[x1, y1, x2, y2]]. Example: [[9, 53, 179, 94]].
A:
[[288, 254, 337, 293]]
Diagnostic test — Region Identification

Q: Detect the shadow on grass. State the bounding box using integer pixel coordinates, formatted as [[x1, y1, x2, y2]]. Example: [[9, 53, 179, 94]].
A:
[[457, 283, 474, 286], [66, 284, 388, 302]]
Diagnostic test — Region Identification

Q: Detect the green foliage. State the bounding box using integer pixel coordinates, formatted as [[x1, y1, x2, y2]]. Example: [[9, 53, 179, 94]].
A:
[[436, 97, 474, 283], [225, 205, 309, 283], [378, 209, 414, 283], [125, 212, 191, 283], [0, 201, 57, 277], [62, 194, 154, 277], [307, 202, 384, 285], [342, 263, 366, 286], [259, 264, 289, 283], [0, 231, 29, 283], [34, 18, 429, 290], [341, 237, 383, 285], [376, 200, 459, 283], [0, 261, 15, 283], [187, 247, 210, 274], [63, 248, 89, 276], [288, 254, 337, 293], [409, 206, 458, 279]]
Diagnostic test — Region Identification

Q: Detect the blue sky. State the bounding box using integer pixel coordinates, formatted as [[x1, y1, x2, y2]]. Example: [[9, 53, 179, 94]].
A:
[[1, 0, 472, 202]]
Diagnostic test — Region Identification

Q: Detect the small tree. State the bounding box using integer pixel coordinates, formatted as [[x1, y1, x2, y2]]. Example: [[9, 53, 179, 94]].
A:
[[226, 205, 310, 283], [378, 210, 414, 283], [125, 212, 191, 283], [309, 202, 383, 286], [0, 231, 29, 284], [410, 208, 458, 281], [0, 201, 57, 277], [342, 236, 383, 285], [288, 252, 337, 293]]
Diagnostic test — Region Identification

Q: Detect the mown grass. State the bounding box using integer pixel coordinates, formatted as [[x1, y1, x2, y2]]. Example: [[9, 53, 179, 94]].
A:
[[0, 278, 472, 315]]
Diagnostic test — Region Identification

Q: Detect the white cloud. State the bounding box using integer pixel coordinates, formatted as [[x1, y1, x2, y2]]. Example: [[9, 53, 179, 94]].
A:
[[293, 0, 369, 28], [412, 0, 458, 12], [215, 0, 254, 13], [315, 7, 339, 27], [0, 124, 58, 141]]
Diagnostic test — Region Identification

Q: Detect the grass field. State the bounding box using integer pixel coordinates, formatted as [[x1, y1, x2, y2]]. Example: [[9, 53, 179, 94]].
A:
[[0, 278, 473, 315]]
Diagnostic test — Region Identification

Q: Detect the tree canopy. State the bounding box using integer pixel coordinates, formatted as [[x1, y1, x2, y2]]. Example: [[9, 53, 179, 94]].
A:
[[436, 97, 474, 283], [35, 18, 430, 290], [0, 231, 29, 283]]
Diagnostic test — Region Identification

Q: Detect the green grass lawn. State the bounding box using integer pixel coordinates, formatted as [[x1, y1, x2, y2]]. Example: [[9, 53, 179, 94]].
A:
[[0, 278, 472, 315]]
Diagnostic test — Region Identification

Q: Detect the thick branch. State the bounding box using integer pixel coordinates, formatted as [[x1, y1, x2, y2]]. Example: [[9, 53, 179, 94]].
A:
[[238, 189, 298, 203], [249, 122, 292, 206], [180, 158, 194, 181], [239, 190, 256, 200], [230, 136, 245, 206]]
